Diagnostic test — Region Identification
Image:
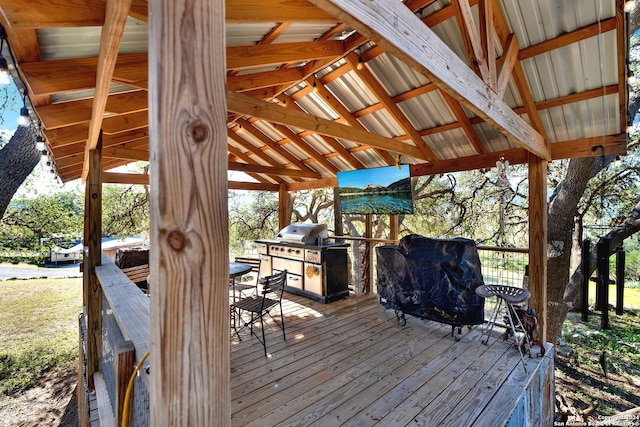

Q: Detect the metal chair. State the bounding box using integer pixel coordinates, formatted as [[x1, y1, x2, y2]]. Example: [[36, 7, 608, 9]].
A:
[[475, 284, 533, 372], [230, 269, 287, 356]]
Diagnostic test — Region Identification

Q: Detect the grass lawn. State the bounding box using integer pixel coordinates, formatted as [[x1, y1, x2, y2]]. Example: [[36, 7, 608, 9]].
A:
[[0, 277, 82, 394], [588, 283, 640, 308]]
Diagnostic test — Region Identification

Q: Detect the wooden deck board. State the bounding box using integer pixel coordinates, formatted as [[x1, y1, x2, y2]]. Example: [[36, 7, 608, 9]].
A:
[[231, 292, 552, 427]]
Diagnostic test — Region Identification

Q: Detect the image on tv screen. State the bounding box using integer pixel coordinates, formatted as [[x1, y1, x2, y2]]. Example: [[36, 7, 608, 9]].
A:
[[337, 164, 413, 215]]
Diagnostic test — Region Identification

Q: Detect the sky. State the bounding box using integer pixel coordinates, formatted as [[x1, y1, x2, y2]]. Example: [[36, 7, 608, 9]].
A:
[[0, 77, 19, 131], [337, 164, 410, 188], [1, 77, 75, 196]]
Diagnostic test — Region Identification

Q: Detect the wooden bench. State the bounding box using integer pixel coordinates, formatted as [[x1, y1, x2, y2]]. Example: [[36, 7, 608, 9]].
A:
[[120, 264, 150, 285]]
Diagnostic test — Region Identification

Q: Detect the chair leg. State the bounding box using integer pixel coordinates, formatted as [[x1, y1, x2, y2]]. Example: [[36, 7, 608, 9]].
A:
[[279, 303, 286, 341], [260, 314, 267, 356]]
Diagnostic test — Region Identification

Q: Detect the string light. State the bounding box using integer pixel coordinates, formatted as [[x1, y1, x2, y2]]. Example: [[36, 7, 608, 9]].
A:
[[0, 28, 10, 84], [18, 88, 30, 126], [624, 0, 635, 13]]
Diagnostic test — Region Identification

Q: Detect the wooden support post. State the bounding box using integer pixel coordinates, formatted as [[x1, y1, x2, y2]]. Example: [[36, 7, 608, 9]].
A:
[[389, 214, 399, 241], [597, 237, 611, 329], [581, 239, 590, 322], [84, 134, 103, 390], [528, 153, 547, 345], [616, 244, 625, 315], [148, 0, 230, 424], [333, 187, 343, 237], [116, 341, 136, 427], [279, 183, 289, 230], [77, 314, 90, 427], [362, 214, 373, 294]]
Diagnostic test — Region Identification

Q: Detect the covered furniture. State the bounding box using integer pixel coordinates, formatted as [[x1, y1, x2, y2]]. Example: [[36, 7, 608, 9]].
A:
[[376, 234, 485, 339]]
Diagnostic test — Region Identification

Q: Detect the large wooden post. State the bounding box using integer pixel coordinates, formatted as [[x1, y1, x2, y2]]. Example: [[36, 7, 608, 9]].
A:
[[333, 187, 343, 237], [528, 153, 548, 344], [279, 183, 290, 230], [83, 135, 102, 389], [148, 0, 230, 425], [389, 214, 399, 241]]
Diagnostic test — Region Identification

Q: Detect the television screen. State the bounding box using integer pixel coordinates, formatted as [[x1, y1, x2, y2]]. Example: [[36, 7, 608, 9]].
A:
[[337, 164, 414, 215]]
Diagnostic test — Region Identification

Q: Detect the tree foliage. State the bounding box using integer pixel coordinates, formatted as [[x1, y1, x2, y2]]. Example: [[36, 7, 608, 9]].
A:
[[102, 184, 150, 239], [0, 191, 83, 249]]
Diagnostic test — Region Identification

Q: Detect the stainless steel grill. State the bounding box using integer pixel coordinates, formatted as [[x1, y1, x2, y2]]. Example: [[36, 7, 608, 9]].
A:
[[276, 223, 328, 245], [255, 223, 349, 303]]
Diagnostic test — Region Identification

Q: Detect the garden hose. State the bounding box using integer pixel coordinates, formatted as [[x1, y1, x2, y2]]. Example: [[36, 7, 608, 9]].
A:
[[121, 350, 150, 427]]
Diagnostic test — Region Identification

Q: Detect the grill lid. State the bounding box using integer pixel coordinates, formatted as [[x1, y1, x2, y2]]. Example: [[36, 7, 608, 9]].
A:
[[276, 223, 328, 245]]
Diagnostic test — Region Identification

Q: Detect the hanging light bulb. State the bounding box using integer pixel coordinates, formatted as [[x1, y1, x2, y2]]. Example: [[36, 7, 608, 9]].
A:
[[0, 37, 10, 85], [18, 106, 30, 126], [624, 0, 635, 12], [357, 53, 364, 71], [0, 56, 9, 84], [18, 89, 30, 127], [35, 135, 46, 151]]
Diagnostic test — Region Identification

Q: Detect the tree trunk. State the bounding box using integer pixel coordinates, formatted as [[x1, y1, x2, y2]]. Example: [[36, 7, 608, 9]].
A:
[[0, 125, 40, 218], [546, 157, 599, 342], [563, 199, 640, 315]]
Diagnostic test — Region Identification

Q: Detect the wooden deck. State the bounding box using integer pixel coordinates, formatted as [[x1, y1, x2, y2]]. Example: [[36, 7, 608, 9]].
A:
[[231, 292, 554, 427]]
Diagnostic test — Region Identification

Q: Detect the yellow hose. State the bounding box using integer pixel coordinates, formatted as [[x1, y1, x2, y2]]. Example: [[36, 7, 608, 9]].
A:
[[121, 350, 150, 427]]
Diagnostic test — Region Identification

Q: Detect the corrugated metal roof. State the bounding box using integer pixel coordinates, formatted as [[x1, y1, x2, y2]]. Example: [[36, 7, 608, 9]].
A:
[[2, 0, 627, 184]]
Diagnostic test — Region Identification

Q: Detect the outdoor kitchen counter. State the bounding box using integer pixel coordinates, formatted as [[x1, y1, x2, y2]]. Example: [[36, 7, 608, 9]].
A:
[[255, 239, 350, 303]]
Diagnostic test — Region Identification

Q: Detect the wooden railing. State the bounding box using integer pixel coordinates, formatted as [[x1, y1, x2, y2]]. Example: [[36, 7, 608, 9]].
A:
[[81, 254, 151, 426]]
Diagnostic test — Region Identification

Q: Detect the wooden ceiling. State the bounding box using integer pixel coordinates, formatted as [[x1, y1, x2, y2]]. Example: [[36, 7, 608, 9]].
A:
[[0, 0, 629, 189]]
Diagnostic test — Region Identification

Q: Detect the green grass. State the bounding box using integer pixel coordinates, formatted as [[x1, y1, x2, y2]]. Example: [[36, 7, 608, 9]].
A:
[[559, 308, 640, 417], [0, 278, 82, 395], [587, 283, 640, 308]]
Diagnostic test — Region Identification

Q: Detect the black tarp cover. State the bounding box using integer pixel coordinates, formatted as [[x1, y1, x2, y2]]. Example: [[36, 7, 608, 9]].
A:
[[377, 234, 485, 326]]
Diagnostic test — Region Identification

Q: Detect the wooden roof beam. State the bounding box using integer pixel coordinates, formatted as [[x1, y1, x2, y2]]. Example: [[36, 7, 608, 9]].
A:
[[227, 40, 345, 71], [307, 78, 395, 166], [344, 53, 438, 161], [227, 144, 288, 184], [227, 68, 305, 92], [271, 123, 339, 174], [228, 181, 280, 191], [439, 90, 486, 154], [226, 0, 337, 22], [285, 133, 628, 192], [309, 0, 549, 160], [37, 90, 148, 129], [227, 90, 428, 160], [229, 162, 318, 178], [82, 0, 133, 183], [278, 92, 373, 168], [103, 172, 149, 185], [0, 0, 105, 28], [235, 118, 320, 175]]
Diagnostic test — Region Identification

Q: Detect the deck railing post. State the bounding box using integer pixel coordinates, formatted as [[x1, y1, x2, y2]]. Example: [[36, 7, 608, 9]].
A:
[[616, 244, 625, 316], [581, 239, 590, 322], [596, 237, 610, 329], [116, 341, 136, 427]]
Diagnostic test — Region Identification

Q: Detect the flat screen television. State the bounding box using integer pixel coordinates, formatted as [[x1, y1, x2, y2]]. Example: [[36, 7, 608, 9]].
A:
[[337, 164, 414, 215]]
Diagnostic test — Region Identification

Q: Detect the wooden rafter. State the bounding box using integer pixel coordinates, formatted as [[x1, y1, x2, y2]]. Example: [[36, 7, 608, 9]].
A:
[[344, 53, 438, 161], [82, 0, 133, 180], [235, 118, 319, 174], [227, 40, 345, 71], [310, 0, 549, 159], [227, 90, 427, 159]]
